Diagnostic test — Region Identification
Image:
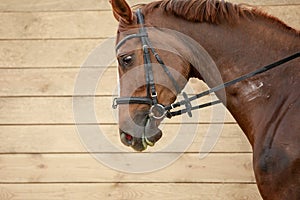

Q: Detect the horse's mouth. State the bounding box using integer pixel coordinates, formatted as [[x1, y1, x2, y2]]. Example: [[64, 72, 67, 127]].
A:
[[120, 118, 162, 151]]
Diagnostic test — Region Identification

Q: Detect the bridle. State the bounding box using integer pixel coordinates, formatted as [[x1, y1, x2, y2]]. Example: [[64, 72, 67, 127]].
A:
[[112, 9, 300, 120], [113, 8, 183, 119]]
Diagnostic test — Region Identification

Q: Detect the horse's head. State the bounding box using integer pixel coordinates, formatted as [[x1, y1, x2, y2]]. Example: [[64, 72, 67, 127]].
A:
[[110, 0, 193, 151]]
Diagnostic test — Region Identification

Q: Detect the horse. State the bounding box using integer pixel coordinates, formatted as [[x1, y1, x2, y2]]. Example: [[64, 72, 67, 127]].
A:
[[109, 0, 300, 199]]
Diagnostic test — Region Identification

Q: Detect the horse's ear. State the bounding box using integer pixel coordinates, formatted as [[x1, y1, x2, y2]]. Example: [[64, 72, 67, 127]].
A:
[[109, 0, 133, 24]]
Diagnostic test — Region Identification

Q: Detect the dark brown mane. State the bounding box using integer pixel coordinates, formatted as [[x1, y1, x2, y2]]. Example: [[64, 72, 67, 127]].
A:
[[142, 0, 299, 34]]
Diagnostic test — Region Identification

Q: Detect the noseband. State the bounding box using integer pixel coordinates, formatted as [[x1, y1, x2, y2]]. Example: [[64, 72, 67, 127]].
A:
[[112, 9, 300, 119]]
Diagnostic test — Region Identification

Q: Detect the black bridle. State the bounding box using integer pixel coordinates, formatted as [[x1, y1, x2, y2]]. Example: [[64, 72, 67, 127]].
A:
[[113, 8, 183, 119], [112, 9, 300, 120]]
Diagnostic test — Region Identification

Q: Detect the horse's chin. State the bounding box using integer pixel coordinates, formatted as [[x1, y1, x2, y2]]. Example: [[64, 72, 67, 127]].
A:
[[135, 128, 162, 152], [120, 118, 163, 152]]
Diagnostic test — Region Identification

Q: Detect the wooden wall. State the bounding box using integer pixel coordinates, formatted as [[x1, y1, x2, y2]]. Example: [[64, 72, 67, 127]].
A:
[[0, 0, 299, 199]]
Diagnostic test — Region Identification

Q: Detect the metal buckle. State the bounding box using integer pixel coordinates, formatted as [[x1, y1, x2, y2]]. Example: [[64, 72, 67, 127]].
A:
[[149, 104, 167, 120], [112, 98, 118, 109], [151, 91, 157, 98], [142, 45, 149, 53]]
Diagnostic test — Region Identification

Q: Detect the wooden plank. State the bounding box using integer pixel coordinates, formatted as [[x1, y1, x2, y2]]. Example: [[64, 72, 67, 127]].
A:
[[0, 40, 103, 68], [0, 0, 104, 12], [0, 6, 298, 40], [262, 6, 300, 30], [0, 97, 235, 124], [0, 0, 298, 12], [0, 124, 251, 153], [0, 153, 255, 183], [0, 68, 209, 96], [0, 11, 117, 39], [0, 183, 262, 200]]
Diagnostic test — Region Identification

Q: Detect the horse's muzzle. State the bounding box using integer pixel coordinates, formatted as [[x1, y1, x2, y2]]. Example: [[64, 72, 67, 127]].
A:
[[119, 116, 162, 151]]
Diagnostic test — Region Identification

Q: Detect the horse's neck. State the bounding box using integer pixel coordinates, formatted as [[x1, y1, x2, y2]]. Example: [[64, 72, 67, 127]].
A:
[[163, 15, 299, 145]]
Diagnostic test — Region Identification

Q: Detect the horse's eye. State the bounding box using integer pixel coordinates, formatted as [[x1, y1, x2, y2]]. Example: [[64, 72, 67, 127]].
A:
[[119, 55, 134, 68]]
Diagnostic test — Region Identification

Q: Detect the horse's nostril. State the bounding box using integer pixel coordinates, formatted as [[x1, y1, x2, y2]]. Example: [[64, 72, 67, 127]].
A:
[[125, 133, 133, 141], [120, 131, 133, 146]]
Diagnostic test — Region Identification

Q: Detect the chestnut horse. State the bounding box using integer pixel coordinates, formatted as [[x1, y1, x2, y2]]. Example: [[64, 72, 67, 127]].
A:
[[110, 0, 300, 199]]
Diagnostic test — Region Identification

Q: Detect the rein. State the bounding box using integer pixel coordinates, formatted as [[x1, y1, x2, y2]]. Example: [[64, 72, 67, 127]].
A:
[[112, 9, 300, 119], [165, 51, 300, 117]]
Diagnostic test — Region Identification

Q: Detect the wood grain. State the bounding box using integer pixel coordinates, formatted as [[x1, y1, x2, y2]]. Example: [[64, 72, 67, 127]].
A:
[[0, 68, 210, 96], [0, 183, 262, 200], [0, 153, 255, 183], [0, 40, 103, 68], [0, 97, 235, 124], [0, 124, 251, 153], [0, 11, 118, 39]]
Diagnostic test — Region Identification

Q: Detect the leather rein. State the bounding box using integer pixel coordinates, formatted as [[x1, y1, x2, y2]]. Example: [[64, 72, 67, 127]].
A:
[[112, 9, 300, 120]]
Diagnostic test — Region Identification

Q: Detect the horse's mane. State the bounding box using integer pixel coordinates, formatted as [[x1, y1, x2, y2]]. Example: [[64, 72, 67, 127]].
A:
[[142, 0, 299, 34], [144, 0, 254, 24]]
